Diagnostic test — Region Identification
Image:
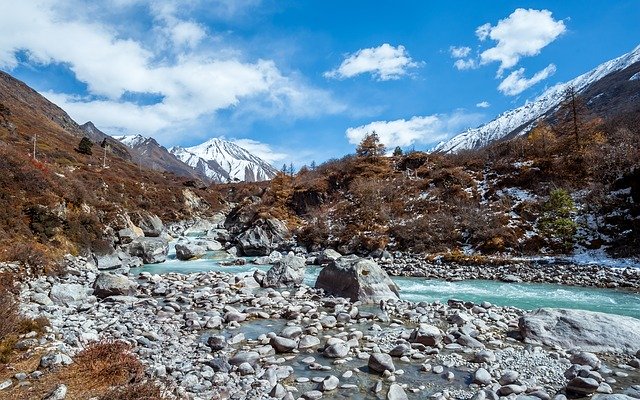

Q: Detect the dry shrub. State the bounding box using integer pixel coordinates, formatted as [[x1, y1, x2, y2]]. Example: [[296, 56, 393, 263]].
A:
[[71, 341, 144, 387]]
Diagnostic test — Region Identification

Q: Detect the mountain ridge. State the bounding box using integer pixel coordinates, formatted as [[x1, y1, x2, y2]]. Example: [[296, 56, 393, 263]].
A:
[[435, 44, 640, 153]]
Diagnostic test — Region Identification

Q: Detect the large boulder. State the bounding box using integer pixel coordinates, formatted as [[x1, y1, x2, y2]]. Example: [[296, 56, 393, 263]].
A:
[[133, 212, 164, 237], [175, 241, 206, 261], [260, 254, 306, 288], [128, 237, 169, 264], [317, 249, 342, 265], [93, 249, 142, 270], [93, 273, 138, 298], [236, 218, 289, 256], [519, 308, 640, 355], [314, 255, 400, 303], [49, 284, 87, 306]]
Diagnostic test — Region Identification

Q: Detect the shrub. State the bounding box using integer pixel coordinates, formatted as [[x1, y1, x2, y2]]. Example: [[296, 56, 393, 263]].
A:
[[77, 137, 94, 155], [537, 188, 578, 253], [72, 341, 144, 386]]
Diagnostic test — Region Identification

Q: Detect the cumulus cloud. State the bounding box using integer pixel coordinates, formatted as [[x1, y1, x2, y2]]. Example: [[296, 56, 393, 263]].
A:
[[450, 46, 471, 58], [230, 138, 288, 163], [324, 43, 420, 81], [498, 64, 557, 96], [454, 59, 478, 70], [479, 8, 566, 75], [476, 101, 490, 108], [0, 0, 341, 142], [345, 112, 484, 150]]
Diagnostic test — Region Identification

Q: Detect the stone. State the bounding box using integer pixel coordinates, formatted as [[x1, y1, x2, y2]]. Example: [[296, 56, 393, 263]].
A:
[[499, 370, 520, 385], [133, 212, 164, 237], [236, 218, 289, 256], [302, 390, 323, 400], [0, 380, 11, 391], [43, 384, 67, 400], [387, 383, 408, 400], [324, 343, 350, 358], [474, 368, 492, 385], [49, 283, 87, 306], [318, 249, 342, 264], [238, 362, 255, 375], [40, 353, 73, 369], [409, 324, 442, 347], [474, 350, 496, 364], [315, 255, 399, 303], [299, 335, 321, 350], [206, 357, 231, 373], [519, 308, 640, 355], [128, 237, 169, 264], [498, 385, 526, 396], [458, 334, 485, 348], [389, 344, 411, 357], [271, 336, 298, 353], [571, 352, 601, 369], [368, 353, 396, 373], [318, 375, 339, 391], [261, 255, 306, 288], [280, 326, 303, 339], [92, 251, 123, 270], [229, 351, 260, 366], [270, 383, 288, 399], [92, 273, 138, 298], [592, 396, 637, 400], [175, 241, 206, 260], [207, 335, 227, 351], [566, 377, 600, 395]]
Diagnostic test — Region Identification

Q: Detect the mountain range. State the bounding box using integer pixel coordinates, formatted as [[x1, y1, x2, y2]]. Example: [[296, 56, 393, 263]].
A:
[[435, 44, 640, 153]]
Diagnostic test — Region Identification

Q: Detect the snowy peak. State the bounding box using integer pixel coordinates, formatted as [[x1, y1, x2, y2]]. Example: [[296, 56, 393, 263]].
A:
[[114, 134, 149, 149], [435, 44, 640, 153], [170, 138, 278, 183]]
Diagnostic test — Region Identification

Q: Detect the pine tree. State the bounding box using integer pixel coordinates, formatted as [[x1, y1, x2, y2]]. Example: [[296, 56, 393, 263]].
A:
[[356, 131, 386, 157], [392, 146, 403, 157], [310, 160, 317, 170], [77, 137, 93, 155]]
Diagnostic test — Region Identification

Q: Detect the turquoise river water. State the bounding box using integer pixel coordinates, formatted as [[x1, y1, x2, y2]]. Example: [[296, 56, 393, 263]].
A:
[[142, 249, 640, 319]]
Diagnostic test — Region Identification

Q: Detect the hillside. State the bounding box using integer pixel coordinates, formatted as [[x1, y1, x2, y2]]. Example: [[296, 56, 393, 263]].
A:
[[0, 71, 220, 267], [435, 44, 640, 153]]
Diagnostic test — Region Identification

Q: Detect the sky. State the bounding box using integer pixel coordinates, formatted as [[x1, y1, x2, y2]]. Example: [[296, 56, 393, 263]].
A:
[[0, 0, 638, 167]]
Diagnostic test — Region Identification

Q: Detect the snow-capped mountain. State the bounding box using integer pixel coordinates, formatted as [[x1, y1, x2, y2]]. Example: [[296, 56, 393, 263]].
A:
[[435, 44, 640, 153], [114, 134, 205, 182], [170, 138, 278, 183]]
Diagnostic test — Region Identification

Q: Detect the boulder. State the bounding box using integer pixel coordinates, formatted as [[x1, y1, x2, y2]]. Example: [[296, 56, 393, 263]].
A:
[[49, 284, 87, 306], [133, 212, 164, 237], [387, 384, 408, 400], [261, 255, 306, 288], [314, 255, 399, 303], [128, 237, 169, 264], [409, 324, 443, 347], [175, 241, 206, 261], [519, 308, 640, 355], [317, 249, 342, 264], [117, 228, 141, 244], [368, 353, 395, 373], [236, 218, 289, 256], [92, 252, 122, 270], [93, 273, 138, 298], [566, 377, 600, 395]]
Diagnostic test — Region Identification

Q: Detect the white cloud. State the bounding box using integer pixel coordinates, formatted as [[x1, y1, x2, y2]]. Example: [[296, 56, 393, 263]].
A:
[[476, 23, 492, 41], [454, 59, 478, 70], [0, 0, 341, 143], [324, 43, 420, 81], [478, 8, 566, 75], [230, 138, 288, 163], [476, 101, 490, 108], [345, 112, 484, 150], [450, 46, 471, 58], [498, 64, 557, 96]]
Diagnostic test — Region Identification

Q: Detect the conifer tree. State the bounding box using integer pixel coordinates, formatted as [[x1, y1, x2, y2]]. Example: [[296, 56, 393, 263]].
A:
[[77, 137, 93, 155], [356, 131, 386, 157]]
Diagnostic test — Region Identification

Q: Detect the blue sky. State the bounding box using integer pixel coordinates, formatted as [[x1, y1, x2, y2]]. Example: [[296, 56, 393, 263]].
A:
[[0, 1, 638, 167]]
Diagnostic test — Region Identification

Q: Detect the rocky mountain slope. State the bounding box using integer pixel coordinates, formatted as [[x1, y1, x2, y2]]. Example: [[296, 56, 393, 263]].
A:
[[435, 44, 640, 153], [113, 134, 205, 182], [170, 138, 278, 183], [79, 122, 133, 161]]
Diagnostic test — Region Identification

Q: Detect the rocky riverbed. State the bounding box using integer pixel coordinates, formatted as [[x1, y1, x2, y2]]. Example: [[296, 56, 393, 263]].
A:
[[5, 254, 640, 400]]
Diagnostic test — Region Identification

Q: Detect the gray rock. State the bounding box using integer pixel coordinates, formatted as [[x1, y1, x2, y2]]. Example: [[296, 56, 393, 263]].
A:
[[318, 249, 342, 264], [499, 370, 520, 385], [409, 324, 442, 346], [92, 252, 122, 270], [40, 353, 73, 369], [271, 336, 298, 353], [175, 241, 206, 260], [318, 375, 339, 391], [207, 335, 227, 351], [238, 362, 255, 375], [205, 357, 231, 373], [458, 334, 485, 348], [387, 383, 408, 400], [567, 377, 600, 395], [128, 237, 168, 264], [299, 335, 321, 350], [498, 385, 526, 396], [519, 308, 640, 355], [237, 218, 289, 256], [592, 396, 637, 400], [270, 383, 288, 399], [474, 350, 496, 363], [261, 255, 306, 288], [117, 228, 140, 244], [324, 343, 350, 358], [280, 326, 303, 339], [302, 390, 323, 400], [0, 380, 11, 391], [474, 368, 492, 385], [389, 344, 411, 357], [133, 212, 164, 237], [315, 255, 399, 303], [571, 352, 601, 369], [229, 351, 260, 366], [49, 283, 87, 306], [92, 273, 138, 298], [368, 353, 396, 373], [43, 384, 67, 400]]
